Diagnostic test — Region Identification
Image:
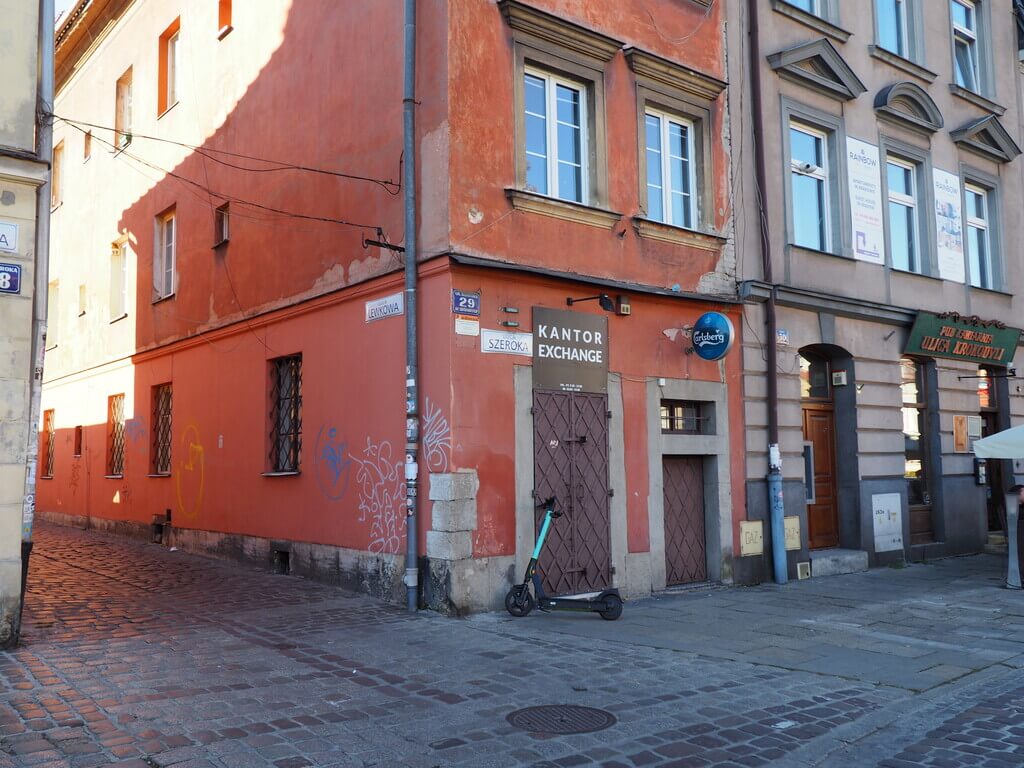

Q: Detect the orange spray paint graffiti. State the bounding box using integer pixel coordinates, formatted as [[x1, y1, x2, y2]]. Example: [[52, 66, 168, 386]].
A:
[[175, 424, 205, 521]]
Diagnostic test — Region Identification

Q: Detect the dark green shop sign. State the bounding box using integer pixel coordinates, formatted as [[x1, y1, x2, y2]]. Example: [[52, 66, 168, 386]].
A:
[[905, 311, 1020, 366]]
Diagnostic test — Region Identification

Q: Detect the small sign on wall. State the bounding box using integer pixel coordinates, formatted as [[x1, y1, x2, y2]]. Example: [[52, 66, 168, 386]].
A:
[[740, 520, 763, 557], [365, 291, 404, 323], [784, 516, 801, 551], [872, 493, 904, 553], [954, 415, 969, 453], [0, 263, 22, 295], [0, 222, 18, 253]]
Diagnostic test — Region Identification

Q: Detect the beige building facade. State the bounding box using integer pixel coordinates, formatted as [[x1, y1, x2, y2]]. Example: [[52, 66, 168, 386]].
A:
[[0, 0, 48, 647], [731, 0, 1024, 583]]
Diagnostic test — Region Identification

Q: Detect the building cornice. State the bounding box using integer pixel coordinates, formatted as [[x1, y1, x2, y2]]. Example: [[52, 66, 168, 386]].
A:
[[739, 281, 916, 325]]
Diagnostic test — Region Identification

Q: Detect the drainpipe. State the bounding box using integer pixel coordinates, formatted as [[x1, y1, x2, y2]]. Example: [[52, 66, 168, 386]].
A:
[[747, 0, 787, 584], [402, 0, 420, 612], [17, 0, 55, 641]]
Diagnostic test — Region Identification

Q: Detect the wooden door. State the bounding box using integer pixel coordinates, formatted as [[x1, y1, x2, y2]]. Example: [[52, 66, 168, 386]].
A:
[[663, 456, 707, 585], [803, 406, 839, 549]]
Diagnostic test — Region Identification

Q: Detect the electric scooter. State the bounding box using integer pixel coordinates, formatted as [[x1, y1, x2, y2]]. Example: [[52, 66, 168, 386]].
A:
[[504, 496, 623, 621]]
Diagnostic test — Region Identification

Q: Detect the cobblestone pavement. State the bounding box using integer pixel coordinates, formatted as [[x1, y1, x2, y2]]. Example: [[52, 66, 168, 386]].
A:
[[3, 524, 1024, 767]]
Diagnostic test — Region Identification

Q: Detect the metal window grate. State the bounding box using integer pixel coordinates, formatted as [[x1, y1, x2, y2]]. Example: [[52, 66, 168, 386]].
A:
[[43, 410, 55, 477], [152, 384, 172, 474], [107, 394, 125, 476], [269, 355, 302, 472], [660, 400, 708, 434]]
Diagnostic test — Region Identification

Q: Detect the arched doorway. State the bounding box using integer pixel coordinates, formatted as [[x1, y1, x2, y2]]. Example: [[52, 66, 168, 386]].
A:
[[800, 350, 839, 549]]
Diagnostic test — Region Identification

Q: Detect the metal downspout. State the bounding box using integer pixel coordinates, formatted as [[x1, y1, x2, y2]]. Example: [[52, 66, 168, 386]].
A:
[[402, 0, 420, 612], [17, 0, 55, 643], [746, 0, 787, 584]]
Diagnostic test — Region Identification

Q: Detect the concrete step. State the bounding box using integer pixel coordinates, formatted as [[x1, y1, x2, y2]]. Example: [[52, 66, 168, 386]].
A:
[[809, 548, 868, 578], [985, 532, 1008, 555]]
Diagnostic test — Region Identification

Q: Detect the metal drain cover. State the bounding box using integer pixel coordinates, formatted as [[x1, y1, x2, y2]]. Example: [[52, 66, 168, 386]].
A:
[[506, 705, 617, 735]]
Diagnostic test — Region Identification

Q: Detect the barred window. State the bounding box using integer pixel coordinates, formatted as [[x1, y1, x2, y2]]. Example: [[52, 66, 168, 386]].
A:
[[660, 400, 707, 434], [42, 409, 55, 478], [152, 384, 172, 475], [269, 355, 302, 472], [107, 394, 126, 476]]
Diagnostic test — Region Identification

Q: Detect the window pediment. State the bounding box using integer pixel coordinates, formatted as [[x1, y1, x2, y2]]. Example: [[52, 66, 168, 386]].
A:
[[874, 82, 943, 134], [499, 0, 622, 62], [768, 38, 866, 101], [624, 47, 726, 102], [951, 115, 1021, 164]]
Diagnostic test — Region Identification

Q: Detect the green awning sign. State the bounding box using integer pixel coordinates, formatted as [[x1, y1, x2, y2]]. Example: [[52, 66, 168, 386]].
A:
[[905, 311, 1020, 366]]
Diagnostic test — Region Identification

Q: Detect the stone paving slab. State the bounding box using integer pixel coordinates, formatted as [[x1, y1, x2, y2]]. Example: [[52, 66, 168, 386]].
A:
[[2, 524, 1024, 766]]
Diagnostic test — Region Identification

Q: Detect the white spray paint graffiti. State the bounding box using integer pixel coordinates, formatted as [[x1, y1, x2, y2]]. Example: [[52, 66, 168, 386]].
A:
[[421, 397, 452, 473], [351, 437, 404, 554]]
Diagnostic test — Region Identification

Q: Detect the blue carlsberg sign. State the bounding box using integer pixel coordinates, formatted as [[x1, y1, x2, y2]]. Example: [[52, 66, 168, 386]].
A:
[[691, 312, 735, 361]]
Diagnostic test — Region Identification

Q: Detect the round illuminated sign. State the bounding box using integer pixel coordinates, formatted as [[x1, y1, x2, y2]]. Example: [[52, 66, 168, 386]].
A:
[[691, 312, 735, 361]]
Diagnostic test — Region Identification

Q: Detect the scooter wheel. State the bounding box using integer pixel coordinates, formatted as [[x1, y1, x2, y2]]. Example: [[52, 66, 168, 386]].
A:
[[505, 586, 534, 617], [599, 594, 623, 621]]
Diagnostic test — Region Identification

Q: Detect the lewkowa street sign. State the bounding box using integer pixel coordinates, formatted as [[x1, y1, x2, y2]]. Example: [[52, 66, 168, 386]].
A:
[[905, 311, 1020, 366], [532, 307, 608, 393]]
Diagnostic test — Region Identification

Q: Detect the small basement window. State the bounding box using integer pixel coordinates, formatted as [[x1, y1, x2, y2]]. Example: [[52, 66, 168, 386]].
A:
[[660, 400, 709, 434]]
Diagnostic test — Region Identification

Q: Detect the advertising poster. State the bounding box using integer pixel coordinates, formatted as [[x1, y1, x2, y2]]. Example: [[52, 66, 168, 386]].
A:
[[933, 169, 966, 283], [846, 137, 885, 264]]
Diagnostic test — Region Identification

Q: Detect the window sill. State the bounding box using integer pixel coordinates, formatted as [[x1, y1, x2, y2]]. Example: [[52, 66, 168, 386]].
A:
[[77, 311, 85, 318], [262, 471, 301, 477], [113, 141, 132, 156], [769, 0, 850, 43], [147, 473, 171, 478], [104, 474, 124, 480], [217, 24, 233, 40], [109, 313, 128, 324], [50, 202, 62, 213], [949, 84, 1006, 116], [152, 292, 176, 305], [40, 475, 53, 480], [632, 217, 726, 251], [212, 237, 229, 250], [785, 242, 846, 260], [157, 101, 179, 120], [891, 267, 944, 282], [505, 188, 622, 229], [868, 46, 936, 83], [968, 284, 1013, 297]]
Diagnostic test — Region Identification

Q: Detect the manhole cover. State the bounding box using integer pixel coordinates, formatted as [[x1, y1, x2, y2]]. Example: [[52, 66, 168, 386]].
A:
[[506, 705, 617, 734]]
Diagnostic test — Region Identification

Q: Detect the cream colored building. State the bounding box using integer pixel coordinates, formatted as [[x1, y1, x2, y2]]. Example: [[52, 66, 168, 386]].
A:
[[0, 0, 48, 647]]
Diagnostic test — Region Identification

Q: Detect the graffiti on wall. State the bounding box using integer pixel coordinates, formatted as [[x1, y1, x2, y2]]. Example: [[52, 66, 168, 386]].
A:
[[421, 397, 452, 473], [351, 437, 404, 554], [125, 418, 147, 447], [314, 426, 352, 501], [175, 424, 205, 521]]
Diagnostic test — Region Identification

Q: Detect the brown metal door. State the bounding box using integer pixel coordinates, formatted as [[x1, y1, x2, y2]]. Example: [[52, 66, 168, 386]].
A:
[[663, 456, 706, 585], [803, 406, 839, 549], [533, 391, 611, 596]]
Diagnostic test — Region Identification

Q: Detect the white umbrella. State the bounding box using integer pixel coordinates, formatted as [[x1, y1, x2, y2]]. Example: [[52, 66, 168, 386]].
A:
[[974, 424, 1024, 459]]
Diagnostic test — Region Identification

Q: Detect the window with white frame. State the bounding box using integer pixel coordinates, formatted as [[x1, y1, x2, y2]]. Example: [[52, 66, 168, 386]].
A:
[[952, 0, 980, 92], [965, 183, 993, 289], [788, 0, 820, 15], [789, 123, 830, 251], [154, 209, 176, 300], [887, 157, 920, 273], [523, 69, 587, 204], [877, 0, 910, 58], [644, 110, 697, 229], [110, 241, 128, 319]]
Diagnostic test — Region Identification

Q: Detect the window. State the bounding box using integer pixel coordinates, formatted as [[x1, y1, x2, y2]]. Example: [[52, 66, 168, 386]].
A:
[[523, 69, 587, 204], [789, 123, 830, 251], [106, 394, 126, 476], [269, 355, 302, 473], [788, 0, 819, 14], [152, 384, 172, 475], [660, 400, 707, 434], [887, 157, 920, 273], [901, 358, 934, 541], [73, 425, 83, 458], [77, 284, 86, 317], [965, 183, 993, 289], [41, 410, 55, 478], [115, 68, 132, 148], [977, 366, 994, 410], [110, 241, 128, 319], [83, 131, 91, 160], [218, 0, 232, 37], [799, 352, 831, 400], [952, 0, 980, 92], [158, 19, 181, 115], [51, 141, 63, 209], [877, 0, 909, 57], [154, 209, 176, 300], [645, 111, 696, 229], [46, 282, 59, 349], [214, 203, 230, 246]]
